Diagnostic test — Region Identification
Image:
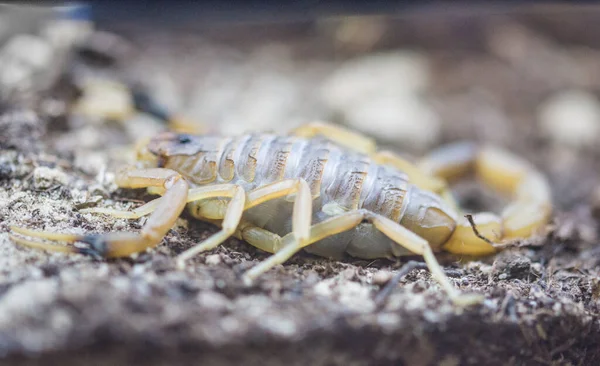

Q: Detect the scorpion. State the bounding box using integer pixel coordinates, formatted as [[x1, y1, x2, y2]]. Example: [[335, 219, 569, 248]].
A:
[[9, 121, 552, 304]]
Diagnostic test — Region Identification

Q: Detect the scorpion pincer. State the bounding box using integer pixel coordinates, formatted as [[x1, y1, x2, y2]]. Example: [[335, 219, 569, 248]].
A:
[[10, 122, 552, 305]]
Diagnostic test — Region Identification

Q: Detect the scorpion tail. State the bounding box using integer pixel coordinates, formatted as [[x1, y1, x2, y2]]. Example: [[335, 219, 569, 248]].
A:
[[418, 142, 552, 255]]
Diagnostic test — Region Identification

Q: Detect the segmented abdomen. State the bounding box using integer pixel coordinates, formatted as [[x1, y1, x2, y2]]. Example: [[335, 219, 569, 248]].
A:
[[164, 133, 408, 214], [163, 133, 415, 258]]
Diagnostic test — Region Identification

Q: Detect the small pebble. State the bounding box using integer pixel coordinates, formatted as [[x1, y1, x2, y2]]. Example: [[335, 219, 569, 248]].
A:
[[32, 166, 68, 189], [72, 80, 133, 121], [321, 51, 440, 148], [3, 34, 53, 69], [538, 90, 600, 147], [344, 95, 440, 148], [491, 254, 532, 281], [372, 270, 392, 285], [197, 291, 231, 311], [321, 52, 430, 110], [205, 254, 221, 265]]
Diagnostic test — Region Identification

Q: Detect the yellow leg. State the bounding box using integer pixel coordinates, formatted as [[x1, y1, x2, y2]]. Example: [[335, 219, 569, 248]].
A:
[[11, 168, 189, 258], [291, 121, 377, 154], [55, 177, 311, 265], [177, 179, 313, 266], [239, 225, 283, 254], [208, 220, 283, 254], [80, 198, 162, 219], [243, 209, 481, 305], [175, 185, 246, 266], [243, 211, 365, 283], [246, 179, 313, 248], [78, 181, 236, 221], [146, 186, 166, 196], [198, 220, 284, 258], [418, 143, 552, 254]]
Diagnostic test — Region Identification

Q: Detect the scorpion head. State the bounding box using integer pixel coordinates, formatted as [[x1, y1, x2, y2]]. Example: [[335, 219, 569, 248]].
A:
[[135, 132, 203, 168]]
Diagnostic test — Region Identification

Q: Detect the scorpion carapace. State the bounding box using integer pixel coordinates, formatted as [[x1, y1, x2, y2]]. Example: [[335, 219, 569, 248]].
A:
[[10, 122, 552, 305]]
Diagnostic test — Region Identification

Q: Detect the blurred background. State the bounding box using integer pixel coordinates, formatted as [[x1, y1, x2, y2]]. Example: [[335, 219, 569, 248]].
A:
[[3, 2, 600, 210], [1, 3, 600, 364]]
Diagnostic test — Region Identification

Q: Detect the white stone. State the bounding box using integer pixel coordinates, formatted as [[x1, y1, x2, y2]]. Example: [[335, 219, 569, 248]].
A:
[[32, 166, 68, 189], [344, 94, 441, 148], [321, 51, 430, 110], [538, 90, 600, 147], [205, 254, 221, 265], [0, 280, 58, 327], [320, 52, 440, 148], [371, 270, 392, 285], [72, 79, 133, 121], [197, 291, 231, 311], [123, 113, 164, 141], [4, 34, 53, 69], [0, 58, 31, 88], [42, 19, 93, 49]]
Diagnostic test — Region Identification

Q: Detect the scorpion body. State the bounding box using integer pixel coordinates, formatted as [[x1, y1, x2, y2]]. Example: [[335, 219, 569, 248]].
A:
[[11, 122, 552, 304], [153, 133, 455, 260]]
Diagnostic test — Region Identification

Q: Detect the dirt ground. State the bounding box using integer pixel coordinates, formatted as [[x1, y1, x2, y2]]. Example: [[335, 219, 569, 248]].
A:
[[1, 7, 600, 366]]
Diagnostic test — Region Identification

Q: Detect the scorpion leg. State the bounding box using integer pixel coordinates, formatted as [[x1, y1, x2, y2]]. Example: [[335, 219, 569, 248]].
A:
[[10, 168, 189, 258], [177, 179, 312, 266], [79, 198, 163, 219], [199, 219, 283, 255], [80, 183, 248, 264], [242, 210, 367, 283], [291, 121, 377, 154], [243, 209, 479, 305], [244, 178, 312, 251], [418, 142, 552, 255], [175, 185, 246, 267], [80, 182, 236, 220], [239, 226, 283, 254]]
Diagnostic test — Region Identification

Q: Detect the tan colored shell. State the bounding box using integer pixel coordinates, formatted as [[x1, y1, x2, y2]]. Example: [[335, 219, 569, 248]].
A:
[[148, 132, 457, 259]]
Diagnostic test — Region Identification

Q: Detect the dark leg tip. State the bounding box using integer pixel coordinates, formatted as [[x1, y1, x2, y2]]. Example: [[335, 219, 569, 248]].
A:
[[77, 235, 109, 259]]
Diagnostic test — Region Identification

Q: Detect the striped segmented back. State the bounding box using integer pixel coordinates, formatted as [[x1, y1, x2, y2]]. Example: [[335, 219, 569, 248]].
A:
[[147, 132, 458, 259]]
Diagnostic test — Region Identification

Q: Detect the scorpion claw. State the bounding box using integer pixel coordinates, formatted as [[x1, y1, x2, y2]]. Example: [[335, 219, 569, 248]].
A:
[[9, 226, 109, 258], [9, 226, 87, 255], [10, 226, 81, 242], [9, 226, 148, 259], [77, 235, 110, 259], [75, 247, 105, 260], [8, 233, 79, 255]]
